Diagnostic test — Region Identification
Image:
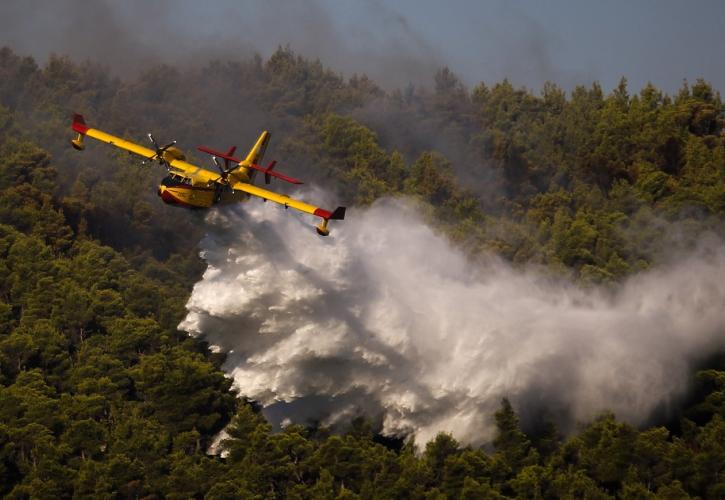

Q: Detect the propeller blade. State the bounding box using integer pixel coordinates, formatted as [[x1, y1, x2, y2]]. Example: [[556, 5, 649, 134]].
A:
[[160, 140, 176, 151], [147, 133, 159, 149]]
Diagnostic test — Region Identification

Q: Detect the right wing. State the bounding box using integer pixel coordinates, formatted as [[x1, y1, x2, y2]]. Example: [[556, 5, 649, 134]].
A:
[[71, 113, 221, 184], [72, 113, 157, 160]]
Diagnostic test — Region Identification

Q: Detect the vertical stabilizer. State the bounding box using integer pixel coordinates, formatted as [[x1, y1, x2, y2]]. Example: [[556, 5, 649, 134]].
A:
[[241, 131, 270, 166]]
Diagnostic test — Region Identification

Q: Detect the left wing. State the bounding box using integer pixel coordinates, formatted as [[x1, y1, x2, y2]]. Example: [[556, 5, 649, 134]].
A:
[[230, 180, 345, 236]]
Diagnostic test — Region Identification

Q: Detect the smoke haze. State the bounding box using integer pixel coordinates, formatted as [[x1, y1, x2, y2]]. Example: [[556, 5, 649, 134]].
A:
[[3, 0, 725, 93], [0, 0, 444, 89], [180, 199, 725, 446]]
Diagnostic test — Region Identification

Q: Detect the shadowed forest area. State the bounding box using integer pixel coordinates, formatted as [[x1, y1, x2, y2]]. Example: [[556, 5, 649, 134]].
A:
[[0, 45, 724, 498]]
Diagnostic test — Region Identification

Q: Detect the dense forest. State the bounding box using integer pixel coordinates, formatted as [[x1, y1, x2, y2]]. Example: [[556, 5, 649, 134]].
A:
[[0, 45, 724, 498]]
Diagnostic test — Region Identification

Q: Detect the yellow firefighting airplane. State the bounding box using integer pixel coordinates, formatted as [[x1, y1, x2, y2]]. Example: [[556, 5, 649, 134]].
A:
[[70, 114, 345, 235]]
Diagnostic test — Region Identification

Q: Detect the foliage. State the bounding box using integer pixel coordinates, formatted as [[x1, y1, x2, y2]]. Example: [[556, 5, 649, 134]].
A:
[[0, 45, 723, 497]]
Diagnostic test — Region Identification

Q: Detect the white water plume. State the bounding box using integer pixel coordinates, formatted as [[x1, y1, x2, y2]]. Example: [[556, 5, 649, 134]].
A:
[[180, 198, 725, 446]]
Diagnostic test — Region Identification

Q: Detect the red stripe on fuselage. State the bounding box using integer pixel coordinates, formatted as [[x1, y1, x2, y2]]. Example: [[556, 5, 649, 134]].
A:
[[159, 188, 200, 209]]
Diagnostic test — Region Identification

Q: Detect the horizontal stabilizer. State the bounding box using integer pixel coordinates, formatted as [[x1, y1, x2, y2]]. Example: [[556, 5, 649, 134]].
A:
[[197, 145, 303, 184], [252, 164, 303, 184], [264, 160, 277, 184], [197, 145, 239, 163]]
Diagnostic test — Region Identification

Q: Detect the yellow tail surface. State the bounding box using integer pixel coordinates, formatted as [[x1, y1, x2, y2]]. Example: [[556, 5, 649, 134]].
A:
[[241, 131, 270, 166]]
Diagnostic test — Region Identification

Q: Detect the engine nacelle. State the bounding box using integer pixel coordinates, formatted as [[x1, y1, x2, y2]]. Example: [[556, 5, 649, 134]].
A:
[[161, 146, 186, 163]]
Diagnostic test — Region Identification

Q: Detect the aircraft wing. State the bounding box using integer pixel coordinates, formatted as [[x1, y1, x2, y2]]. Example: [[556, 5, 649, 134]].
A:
[[230, 180, 345, 222], [72, 114, 157, 160], [72, 113, 221, 184]]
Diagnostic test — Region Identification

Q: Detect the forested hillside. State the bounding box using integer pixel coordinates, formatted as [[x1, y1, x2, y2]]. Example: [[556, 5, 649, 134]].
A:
[[0, 46, 724, 498]]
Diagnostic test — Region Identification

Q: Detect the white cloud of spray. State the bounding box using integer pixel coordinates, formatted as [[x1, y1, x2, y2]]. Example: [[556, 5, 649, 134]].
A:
[[180, 198, 725, 446]]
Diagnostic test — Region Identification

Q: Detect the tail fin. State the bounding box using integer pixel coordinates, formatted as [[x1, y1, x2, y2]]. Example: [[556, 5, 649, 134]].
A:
[[241, 131, 270, 166]]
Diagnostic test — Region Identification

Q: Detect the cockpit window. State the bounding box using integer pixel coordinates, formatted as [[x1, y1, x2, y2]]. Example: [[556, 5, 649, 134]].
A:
[[161, 175, 190, 187]]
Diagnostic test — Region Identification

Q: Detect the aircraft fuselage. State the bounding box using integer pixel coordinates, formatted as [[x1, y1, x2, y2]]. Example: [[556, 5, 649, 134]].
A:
[[157, 173, 251, 209]]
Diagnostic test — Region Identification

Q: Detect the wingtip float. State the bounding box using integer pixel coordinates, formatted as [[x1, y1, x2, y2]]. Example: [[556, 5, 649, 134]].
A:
[[70, 113, 345, 236]]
